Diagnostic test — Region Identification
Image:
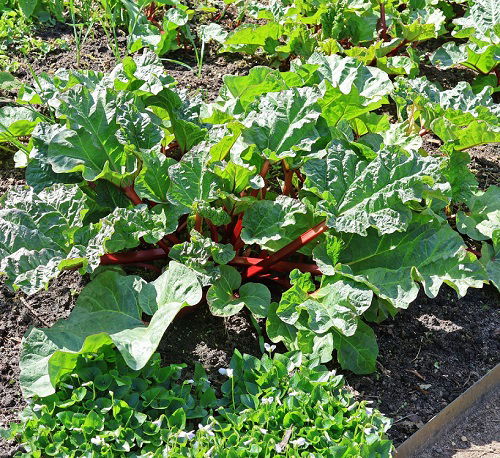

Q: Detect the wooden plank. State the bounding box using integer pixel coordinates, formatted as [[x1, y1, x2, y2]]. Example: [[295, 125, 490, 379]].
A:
[[396, 363, 500, 457]]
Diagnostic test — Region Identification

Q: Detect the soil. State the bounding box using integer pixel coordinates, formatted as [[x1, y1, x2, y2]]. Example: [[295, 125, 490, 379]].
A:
[[420, 388, 500, 458], [9, 22, 258, 103], [347, 284, 500, 446], [1, 19, 500, 458]]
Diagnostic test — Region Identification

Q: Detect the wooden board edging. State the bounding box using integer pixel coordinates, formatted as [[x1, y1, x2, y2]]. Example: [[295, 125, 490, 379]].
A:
[[395, 363, 500, 457]]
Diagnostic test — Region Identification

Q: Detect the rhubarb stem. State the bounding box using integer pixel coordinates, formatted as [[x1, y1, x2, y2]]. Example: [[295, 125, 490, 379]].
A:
[[230, 256, 321, 276], [245, 221, 328, 278], [250, 159, 271, 198], [282, 160, 295, 197], [380, 2, 388, 41]]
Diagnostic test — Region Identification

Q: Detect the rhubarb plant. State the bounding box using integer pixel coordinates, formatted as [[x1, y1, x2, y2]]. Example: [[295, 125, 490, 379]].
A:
[[430, 0, 499, 88], [220, 0, 449, 74], [1, 51, 495, 397]]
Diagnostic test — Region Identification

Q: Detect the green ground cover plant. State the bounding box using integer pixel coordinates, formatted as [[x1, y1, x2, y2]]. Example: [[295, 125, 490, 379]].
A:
[[0, 49, 497, 401], [1, 346, 392, 456]]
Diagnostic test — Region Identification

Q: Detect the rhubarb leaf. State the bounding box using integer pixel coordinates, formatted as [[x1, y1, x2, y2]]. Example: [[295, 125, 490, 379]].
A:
[[46, 87, 139, 185], [135, 152, 176, 203], [457, 186, 500, 241], [241, 196, 310, 251], [169, 231, 235, 286], [303, 142, 445, 236], [145, 88, 208, 153], [0, 106, 42, 141], [337, 212, 486, 309], [0, 184, 89, 294], [167, 153, 222, 211], [241, 87, 322, 160], [480, 229, 500, 292], [332, 321, 378, 374], [19, 262, 202, 397]]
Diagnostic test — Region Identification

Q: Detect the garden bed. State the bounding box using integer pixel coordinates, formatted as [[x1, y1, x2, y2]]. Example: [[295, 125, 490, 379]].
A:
[[1, 2, 499, 456]]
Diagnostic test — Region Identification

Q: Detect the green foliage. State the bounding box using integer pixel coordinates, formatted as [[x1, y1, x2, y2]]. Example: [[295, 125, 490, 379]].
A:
[[1, 45, 495, 394], [3, 346, 393, 457]]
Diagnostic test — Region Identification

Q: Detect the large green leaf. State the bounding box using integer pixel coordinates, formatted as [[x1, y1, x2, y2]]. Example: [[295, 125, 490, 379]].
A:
[[393, 77, 500, 149], [241, 196, 311, 251], [169, 231, 235, 286], [303, 142, 445, 236], [308, 53, 393, 108], [0, 184, 179, 294], [0, 185, 89, 295], [480, 229, 500, 292], [277, 279, 373, 337], [457, 186, 500, 241], [337, 212, 486, 309], [25, 123, 83, 192], [46, 87, 139, 185], [135, 151, 176, 203], [145, 88, 208, 153], [0, 106, 43, 142], [241, 87, 322, 160], [453, 0, 500, 42], [167, 152, 222, 211], [19, 262, 202, 397], [430, 42, 499, 74]]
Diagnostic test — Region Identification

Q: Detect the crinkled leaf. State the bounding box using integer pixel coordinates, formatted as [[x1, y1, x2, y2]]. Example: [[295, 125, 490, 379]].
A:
[[0, 106, 43, 142], [457, 186, 500, 241], [167, 153, 222, 210], [145, 88, 207, 153], [337, 212, 486, 309], [169, 231, 235, 286], [135, 151, 176, 203], [241, 87, 322, 160], [46, 87, 140, 185], [303, 143, 445, 236], [241, 196, 309, 251], [0, 184, 89, 294]]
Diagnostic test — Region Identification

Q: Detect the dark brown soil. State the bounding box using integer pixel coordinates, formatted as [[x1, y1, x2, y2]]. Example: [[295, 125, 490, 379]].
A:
[[347, 285, 500, 446], [0, 271, 86, 457], [10, 22, 257, 102], [12, 23, 127, 83]]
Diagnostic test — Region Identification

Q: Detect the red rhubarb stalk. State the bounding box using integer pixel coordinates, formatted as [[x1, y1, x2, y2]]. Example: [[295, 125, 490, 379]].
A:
[[231, 212, 245, 250], [282, 160, 295, 197], [250, 159, 271, 198], [230, 256, 321, 276], [245, 221, 328, 278], [123, 185, 143, 206], [380, 2, 388, 41], [194, 213, 203, 232], [100, 248, 167, 265], [208, 220, 219, 243], [252, 273, 291, 289]]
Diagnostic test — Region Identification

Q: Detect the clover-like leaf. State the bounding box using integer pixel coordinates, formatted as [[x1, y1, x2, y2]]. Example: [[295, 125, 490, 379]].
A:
[[207, 266, 271, 317]]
